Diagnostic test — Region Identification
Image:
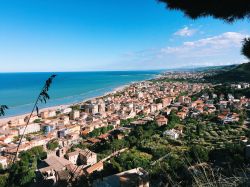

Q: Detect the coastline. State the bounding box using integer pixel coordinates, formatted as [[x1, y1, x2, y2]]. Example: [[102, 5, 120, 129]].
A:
[[0, 80, 139, 124]]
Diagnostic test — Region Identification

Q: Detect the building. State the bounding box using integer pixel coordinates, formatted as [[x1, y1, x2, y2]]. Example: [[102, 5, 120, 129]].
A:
[[0, 156, 8, 169], [163, 129, 181, 139], [70, 110, 80, 120], [178, 96, 191, 104], [40, 110, 56, 119], [85, 161, 104, 175], [66, 148, 97, 166], [17, 123, 41, 135], [42, 124, 54, 134], [93, 167, 149, 187], [155, 115, 168, 126], [38, 155, 73, 182]]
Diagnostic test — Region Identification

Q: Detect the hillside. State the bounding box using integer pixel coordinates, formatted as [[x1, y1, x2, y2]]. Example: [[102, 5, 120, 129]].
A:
[[205, 62, 250, 83]]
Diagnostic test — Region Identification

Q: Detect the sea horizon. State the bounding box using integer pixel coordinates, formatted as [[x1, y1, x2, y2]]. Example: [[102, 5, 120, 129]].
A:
[[0, 70, 162, 118]]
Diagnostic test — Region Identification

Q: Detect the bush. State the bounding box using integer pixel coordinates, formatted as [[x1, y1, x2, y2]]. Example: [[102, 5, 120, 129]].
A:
[[47, 140, 59, 151], [189, 145, 209, 163]]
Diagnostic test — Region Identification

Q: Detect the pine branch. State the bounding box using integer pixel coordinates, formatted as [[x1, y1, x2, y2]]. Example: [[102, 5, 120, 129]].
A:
[[0, 105, 8, 116], [11, 74, 56, 164]]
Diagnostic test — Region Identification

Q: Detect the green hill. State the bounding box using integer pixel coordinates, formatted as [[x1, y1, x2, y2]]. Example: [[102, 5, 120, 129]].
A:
[[205, 62, 250, 83]]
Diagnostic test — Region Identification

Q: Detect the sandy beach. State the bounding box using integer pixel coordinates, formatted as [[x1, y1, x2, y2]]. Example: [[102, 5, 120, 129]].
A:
[[0, 104, 69, 124], [0, 69, 160, 125], [0, 82, 131, 124]]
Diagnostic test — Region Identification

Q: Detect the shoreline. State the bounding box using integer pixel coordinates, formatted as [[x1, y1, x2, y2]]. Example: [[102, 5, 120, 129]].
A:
[[0, 80, 140, 124]]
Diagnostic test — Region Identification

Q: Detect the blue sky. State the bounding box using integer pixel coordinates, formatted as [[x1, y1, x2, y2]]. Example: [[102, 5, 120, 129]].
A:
[[0, 0, 249, 72]]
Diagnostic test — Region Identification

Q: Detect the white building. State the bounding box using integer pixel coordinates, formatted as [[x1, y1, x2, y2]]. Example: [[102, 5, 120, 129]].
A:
[[70, 110, 80, 120], [163, 129, 181, 139], [18, 123, 41, 135], [0, 156, 8, 169]]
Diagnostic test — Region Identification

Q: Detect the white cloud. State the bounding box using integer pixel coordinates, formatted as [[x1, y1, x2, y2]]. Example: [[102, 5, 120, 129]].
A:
[[162, 32, 247, 57], [120, 32, 248, 70], [174, 26, 197, 37]]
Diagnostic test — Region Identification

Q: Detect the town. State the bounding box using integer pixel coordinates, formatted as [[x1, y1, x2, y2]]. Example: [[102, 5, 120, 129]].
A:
[[0, 72, 250, 187]]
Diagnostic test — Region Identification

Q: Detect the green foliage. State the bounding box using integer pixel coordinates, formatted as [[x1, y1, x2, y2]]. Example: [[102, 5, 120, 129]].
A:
[[47, 139, 59, 151], [242, 38, 250, 59], [19, 146, 47, 160], [88, 125, 114, 138], [159, 0, 250, 23], [70, 105, 80, 111], [155, 98, 162, 104], [189, 145, 209, 163], [0, 105, 8, 116], [207, 63, 250, 83], [0, 174, 8, 187], [33, 119, 41, 123], [120, 118, 135, 126], [8, 159, 36, 187], [114, 149, 152, 170], [166, 111, 180, 129], [7, 146, 46, 187]]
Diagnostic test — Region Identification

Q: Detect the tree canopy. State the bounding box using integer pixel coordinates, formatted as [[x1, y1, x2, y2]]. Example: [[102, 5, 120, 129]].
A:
[[159, 0, 250, 22], [242, 38, 250, 59], [159, 0, 250, 59]]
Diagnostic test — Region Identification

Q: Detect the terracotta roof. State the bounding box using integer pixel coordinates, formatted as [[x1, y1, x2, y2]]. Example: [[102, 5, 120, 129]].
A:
[[86, 161, 103, 174], [87, 138, 101, 144]]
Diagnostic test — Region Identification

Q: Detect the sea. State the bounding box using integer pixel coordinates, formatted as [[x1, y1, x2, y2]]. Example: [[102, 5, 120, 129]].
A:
[[0, 71, 162, 118]]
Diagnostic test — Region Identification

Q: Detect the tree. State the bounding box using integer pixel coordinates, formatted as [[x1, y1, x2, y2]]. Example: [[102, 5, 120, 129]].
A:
[[115, 149, 152, 170], [8, 158, 36, 187], [159, 0, 250, 59], [189, 145, 209, 163], [242, 38, 250, 59], [0, 174, 8, 187], [159, 0, 250, 22], [47, 140, 59, 151], [8, 147, 45, 187]]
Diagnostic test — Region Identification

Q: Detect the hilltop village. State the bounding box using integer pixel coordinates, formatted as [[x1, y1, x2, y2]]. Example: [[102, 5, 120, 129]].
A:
[[0, 72, 250, 186]]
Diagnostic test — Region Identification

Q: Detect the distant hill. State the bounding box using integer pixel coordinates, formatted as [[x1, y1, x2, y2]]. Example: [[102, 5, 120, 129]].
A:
[[205, 62, 250, 83], [195, 64, 237, 72]]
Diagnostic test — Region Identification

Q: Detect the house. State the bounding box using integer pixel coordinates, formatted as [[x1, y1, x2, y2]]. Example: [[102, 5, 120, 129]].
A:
[[131, 120, 147, 126], [58, 116, 70, 125], [93, 167, 149, 187], [162, 97, 172, 107], [42, 124, 55, 134], [87, 138, 101, 144], [61, 108, 72, 114], [17, 123, 41, 135], [177, 112, 187, 120], [66, 124, 81, 134], [155, 115, 168, 126], [40, 111, 49, 119], [65, 151, 79, 165], [0, 156, 8, 169], [70, 110, 80, 120], [97, 133, 110, 141], [218, 112, 240, 124], [65, 133, 80, 142], [78, 148, 97, 165], [38, 155, 73, 182], [85, 161, 104, 175], [66, 148, 97, 166], [178, 96, 191, 104], [81, 129, 90, 136], [0, 135, 13, 144], [41, 110, 56, 119], [163, 129, 181, 139]]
